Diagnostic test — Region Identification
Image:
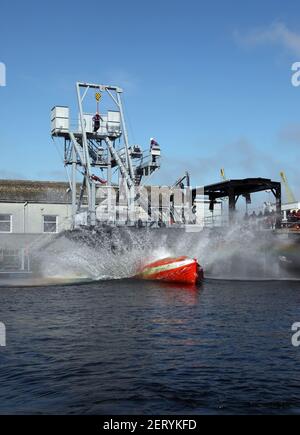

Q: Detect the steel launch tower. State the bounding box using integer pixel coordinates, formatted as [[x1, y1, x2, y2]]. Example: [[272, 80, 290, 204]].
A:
[[51, 82, 161, 228]]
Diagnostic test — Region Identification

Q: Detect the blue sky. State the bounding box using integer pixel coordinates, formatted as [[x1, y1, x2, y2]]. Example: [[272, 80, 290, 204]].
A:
[[1, 0, 300, 202]]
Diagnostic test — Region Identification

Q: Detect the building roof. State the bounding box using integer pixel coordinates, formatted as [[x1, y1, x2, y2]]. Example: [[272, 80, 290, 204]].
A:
[[0, 179, 157, 205], [0, 179, 73, 204], [195, 178, 281, 200]]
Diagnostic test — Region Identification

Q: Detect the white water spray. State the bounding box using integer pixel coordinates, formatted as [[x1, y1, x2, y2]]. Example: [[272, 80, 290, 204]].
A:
[[29, 223, 297, 283]]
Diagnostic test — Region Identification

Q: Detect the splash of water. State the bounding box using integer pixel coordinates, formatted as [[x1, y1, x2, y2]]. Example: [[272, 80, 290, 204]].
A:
[[30, 224, 299, 282], [32, 227, 173, 281]]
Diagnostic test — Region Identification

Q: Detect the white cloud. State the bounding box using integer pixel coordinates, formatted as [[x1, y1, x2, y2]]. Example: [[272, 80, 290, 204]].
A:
[[235, 22, 300, 56]]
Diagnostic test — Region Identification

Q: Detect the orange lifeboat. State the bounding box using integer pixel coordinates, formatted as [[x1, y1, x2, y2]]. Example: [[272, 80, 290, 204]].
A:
[[136, 256, 203, 285]]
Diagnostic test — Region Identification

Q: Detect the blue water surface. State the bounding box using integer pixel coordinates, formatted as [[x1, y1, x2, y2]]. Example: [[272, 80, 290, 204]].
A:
[[0, 278, 300, 415]]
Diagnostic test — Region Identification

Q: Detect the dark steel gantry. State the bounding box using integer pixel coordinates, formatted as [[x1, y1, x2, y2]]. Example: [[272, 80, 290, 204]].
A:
[[193, 178, 282, 228]]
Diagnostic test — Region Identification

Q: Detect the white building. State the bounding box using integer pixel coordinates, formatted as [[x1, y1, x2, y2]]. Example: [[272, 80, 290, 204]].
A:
[[0, 179, 225, 271], [0, 180, 225, 237], [0, 179, 73, 239], [0, 180, 75, 272]]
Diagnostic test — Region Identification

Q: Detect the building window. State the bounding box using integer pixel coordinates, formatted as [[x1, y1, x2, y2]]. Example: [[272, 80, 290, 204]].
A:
[[43, 215, 58, 233], [0, 214, 12, 233], [0, 248, 21, 270]]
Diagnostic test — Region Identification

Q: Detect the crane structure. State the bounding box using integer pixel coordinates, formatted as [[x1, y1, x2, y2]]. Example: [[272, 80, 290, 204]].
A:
[[51, 82, 161, 228], [280, 171, 296, 204]]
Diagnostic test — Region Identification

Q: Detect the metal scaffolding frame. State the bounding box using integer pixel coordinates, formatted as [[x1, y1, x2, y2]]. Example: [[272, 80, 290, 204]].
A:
[[51, 82, 161, 228]]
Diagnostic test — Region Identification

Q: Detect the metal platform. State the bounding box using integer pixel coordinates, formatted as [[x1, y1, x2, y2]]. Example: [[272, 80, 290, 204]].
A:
[[51, 82, 162, 227], [193, 178, 282, 228]]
